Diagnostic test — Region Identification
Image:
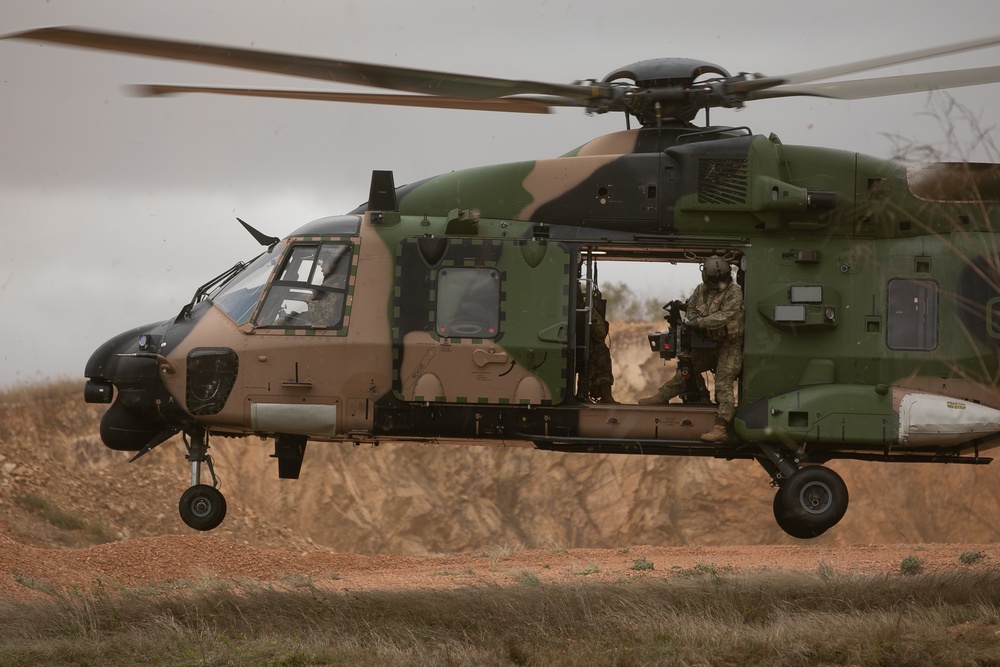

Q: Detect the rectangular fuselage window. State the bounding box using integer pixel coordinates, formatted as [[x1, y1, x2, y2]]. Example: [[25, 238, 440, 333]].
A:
[[887, 279, 938, 350], [436, 267, 500, 338]]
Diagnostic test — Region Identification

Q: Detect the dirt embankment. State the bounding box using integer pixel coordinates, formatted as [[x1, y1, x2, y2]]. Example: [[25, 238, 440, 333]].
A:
[[2, 333, 1000, 598]]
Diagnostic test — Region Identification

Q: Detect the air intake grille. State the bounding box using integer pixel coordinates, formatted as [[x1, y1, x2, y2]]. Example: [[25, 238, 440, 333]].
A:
[[698, 159, 748, 205]]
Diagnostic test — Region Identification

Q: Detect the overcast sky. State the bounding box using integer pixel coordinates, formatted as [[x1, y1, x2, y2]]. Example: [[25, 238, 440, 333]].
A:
[[2, 0, 1000, 387]]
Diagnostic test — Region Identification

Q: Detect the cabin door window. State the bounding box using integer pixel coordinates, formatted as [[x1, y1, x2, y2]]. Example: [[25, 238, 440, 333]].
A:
[[435, 268, 500, 339]]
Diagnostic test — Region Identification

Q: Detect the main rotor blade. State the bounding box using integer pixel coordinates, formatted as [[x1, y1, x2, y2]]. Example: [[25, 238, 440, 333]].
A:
[[5, 26, 598, 101], [778, 34, 1000, 85], [129, 84, 556, 113], [750, 65, 1000, 101]]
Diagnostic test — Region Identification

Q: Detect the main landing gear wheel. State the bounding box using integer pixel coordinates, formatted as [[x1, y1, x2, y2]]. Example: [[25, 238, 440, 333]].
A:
[[179, 484, 227, 531], [775, 465, 849, 538], [772, 491, 826, 539]]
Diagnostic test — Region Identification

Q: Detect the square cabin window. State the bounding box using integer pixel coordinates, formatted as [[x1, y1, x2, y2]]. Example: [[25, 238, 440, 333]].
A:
[[887, 279, 938, 350], [436, 267, 500, 338]]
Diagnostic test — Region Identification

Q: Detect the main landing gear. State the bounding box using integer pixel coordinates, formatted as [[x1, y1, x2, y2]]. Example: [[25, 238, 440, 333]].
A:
[[758, 444, 849, 539], [177, 428, 227, 531]]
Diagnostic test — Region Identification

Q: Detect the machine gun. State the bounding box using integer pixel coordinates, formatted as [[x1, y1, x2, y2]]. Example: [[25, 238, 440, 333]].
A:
[[646, 300, 717, 403]]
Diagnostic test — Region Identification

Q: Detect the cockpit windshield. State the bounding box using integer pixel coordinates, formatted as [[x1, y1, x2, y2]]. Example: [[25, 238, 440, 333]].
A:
[[211, 240, 288, 324]]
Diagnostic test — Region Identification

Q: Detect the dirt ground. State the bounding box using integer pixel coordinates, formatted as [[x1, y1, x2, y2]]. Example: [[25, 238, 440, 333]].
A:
[[2, 534, 993, 602], [3, 388, 999, 604]]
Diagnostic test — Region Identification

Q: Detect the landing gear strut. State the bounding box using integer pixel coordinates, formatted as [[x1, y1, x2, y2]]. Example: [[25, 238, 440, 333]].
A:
[[178, 428, 227, 531], [757, 444, 849, 539]]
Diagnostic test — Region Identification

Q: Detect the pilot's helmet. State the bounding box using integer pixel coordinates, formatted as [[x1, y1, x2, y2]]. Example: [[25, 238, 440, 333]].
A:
[[701, 256, 732, 290]]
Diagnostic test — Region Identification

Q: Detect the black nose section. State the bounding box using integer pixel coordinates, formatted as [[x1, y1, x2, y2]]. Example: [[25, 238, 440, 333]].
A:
[[100, 398, 171, 451], [84, 323, 164, 392], [84, 379, 113, 404], [84, 319, 183, 450], [85, 301, 223, 450]]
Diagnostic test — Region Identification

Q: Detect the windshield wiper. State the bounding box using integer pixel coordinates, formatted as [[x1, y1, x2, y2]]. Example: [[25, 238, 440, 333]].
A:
[[176, 261, 246, 322]]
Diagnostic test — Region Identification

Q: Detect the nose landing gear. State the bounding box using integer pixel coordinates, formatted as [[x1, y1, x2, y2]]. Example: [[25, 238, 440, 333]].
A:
[[178, 428, 227, 531]]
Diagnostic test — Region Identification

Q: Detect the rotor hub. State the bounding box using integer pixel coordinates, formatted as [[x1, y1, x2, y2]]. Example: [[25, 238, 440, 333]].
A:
[[602, 58, 735, 125]]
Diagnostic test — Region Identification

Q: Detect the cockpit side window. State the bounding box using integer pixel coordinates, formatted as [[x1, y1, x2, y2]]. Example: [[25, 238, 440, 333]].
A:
[[255, 241, 354, 329]]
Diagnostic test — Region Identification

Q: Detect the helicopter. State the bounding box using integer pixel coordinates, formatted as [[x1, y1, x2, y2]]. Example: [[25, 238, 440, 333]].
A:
[[7, 27, 1000, 539]]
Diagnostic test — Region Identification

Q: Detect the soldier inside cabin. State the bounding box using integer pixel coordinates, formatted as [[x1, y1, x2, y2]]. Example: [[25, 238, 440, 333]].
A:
[[639, 256, 744, 442], [577, 282, 618, 404]]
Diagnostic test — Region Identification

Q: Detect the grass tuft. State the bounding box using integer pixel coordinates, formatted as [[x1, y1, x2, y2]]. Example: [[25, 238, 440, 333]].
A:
[[630, 557, 655, 571], [14, 494, 86, 531], [959, 550, 986, 566], [899, 555, 925, 576]]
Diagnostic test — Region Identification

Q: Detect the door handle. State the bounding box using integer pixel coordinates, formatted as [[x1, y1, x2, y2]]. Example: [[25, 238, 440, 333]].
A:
[[472, 349, 508, 367]]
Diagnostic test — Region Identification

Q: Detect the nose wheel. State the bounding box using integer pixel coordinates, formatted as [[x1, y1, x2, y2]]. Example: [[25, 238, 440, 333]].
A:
[[178, 428, 227, 531], [179, 484, 227, 531]]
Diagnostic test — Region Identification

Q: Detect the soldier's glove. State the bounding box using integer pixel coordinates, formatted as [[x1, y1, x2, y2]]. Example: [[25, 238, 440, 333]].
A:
[[663, 300, 687, 324], [686, 317, 702, 329]]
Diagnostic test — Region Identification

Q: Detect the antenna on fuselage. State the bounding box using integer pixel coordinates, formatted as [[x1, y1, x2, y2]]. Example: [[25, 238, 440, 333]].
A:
[[237, 217, 280, 249], [368, 170, 399, 212]]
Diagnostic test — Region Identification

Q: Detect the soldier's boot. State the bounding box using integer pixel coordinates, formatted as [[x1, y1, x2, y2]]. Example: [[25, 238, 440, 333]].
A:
[[596, 385, 619, 405], [700, 417, 730, 442]]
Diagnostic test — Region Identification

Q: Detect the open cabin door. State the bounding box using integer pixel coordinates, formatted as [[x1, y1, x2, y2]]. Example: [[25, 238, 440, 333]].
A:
[[392, 236, 571, 405]]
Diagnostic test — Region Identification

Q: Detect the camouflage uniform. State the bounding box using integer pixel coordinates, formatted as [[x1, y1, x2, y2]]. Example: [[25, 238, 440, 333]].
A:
[[577, 286, 616, 403], [306, 262, 347, 327], [587, 307, 615, 400], [306, 290, 344, 327], [651, 280, 744, 421], [306, 250, 349, 327]]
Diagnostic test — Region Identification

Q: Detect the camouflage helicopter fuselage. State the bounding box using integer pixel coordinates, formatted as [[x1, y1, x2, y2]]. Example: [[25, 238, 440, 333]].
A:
[[85, 125, 1000, 535], [12, 22, 1000, 537]]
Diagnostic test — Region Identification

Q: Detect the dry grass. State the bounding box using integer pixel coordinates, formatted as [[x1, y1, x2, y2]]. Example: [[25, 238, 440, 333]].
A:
[[2, 568, 1000, 666], [0, 377, 81, 404]]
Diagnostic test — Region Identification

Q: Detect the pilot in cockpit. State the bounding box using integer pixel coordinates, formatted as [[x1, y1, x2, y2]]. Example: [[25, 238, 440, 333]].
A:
[[305, 249, 349, 327]]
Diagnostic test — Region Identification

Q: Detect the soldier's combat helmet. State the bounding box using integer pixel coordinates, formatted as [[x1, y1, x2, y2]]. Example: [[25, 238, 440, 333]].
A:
[[701, 256, 732, 291]]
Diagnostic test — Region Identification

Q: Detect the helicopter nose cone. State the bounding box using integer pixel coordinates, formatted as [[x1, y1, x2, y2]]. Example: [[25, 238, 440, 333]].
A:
[[84, 318, 183, 450], [84, 325, 152, 403], [898, 392, 1000, 447], [84, 323, 170, 401]]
